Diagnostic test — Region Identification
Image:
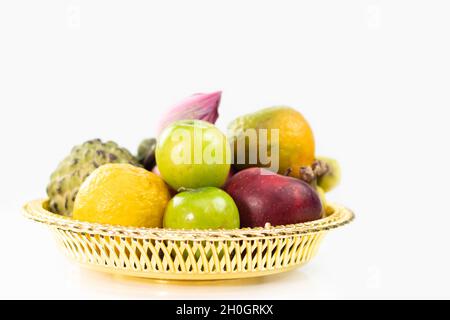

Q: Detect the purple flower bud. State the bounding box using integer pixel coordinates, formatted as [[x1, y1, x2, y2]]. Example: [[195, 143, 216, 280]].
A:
[[156, 91, 221, 135]]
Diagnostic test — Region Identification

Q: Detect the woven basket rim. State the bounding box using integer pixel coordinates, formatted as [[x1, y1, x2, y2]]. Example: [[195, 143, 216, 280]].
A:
[[23, 199, 354, 240]]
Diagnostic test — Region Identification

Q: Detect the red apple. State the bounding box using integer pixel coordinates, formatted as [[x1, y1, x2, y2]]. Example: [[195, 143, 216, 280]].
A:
[[224, 168, 322, 227]]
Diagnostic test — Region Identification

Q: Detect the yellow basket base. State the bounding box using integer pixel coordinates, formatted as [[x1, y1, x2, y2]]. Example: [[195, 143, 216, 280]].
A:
[[24, 199, 354, 281], [79, 261, 303, 281]]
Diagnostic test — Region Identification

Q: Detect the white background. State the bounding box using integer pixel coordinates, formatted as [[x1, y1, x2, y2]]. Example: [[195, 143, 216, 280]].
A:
[[1, 0, 449, 299]]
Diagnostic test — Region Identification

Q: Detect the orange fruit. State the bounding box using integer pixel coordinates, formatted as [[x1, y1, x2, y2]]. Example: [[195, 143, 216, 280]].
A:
[[73, 163, 171, 228], [228, 106, 315, 178]]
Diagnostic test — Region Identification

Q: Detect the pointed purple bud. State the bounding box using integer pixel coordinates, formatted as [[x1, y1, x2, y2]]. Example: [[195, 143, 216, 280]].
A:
[[156, 91, 222, 135]]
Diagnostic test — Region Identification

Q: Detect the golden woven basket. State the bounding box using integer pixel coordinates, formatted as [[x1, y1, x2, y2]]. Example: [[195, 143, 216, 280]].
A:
[[23, 199, 354, 280]]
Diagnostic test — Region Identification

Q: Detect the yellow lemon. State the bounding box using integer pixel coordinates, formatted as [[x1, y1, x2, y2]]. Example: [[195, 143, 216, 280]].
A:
[[73, 163, 171, 228]]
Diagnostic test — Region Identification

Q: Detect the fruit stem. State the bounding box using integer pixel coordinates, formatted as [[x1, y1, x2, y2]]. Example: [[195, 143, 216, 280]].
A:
[[298, 159, 331, 184]]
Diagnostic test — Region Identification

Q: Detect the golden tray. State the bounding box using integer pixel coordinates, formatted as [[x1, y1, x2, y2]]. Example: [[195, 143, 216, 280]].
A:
[[23, 199, 354, 280]]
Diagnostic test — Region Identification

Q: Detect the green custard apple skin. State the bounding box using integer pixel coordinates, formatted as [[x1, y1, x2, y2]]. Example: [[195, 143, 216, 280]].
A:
[[156, 120, 231, 190], [163, 187, 240, 230], [46, 139, 140, 216], [316, 156, 341, 192]]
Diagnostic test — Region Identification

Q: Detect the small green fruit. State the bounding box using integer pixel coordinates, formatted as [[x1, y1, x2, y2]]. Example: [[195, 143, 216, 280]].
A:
[[137, 138, 157, 171], [163, 187, 240, 230], [316, 186, 327, 216], [316, 156, 341, 192]]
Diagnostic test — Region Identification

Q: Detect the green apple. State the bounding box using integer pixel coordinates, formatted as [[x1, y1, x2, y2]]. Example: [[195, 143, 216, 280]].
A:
[[163, 187, 240, 230], [156, 120, 231, 190]]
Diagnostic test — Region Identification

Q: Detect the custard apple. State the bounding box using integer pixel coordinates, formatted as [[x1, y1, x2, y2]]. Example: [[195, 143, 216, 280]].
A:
[[46, 139, 140, 216]]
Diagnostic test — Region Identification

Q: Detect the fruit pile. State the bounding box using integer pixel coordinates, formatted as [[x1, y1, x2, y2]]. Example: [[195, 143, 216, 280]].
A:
[[46, 92, 341, 230]]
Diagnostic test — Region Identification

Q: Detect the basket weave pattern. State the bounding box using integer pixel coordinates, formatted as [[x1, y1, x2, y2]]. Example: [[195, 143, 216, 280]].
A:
[[24, 199, 354, 280]]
